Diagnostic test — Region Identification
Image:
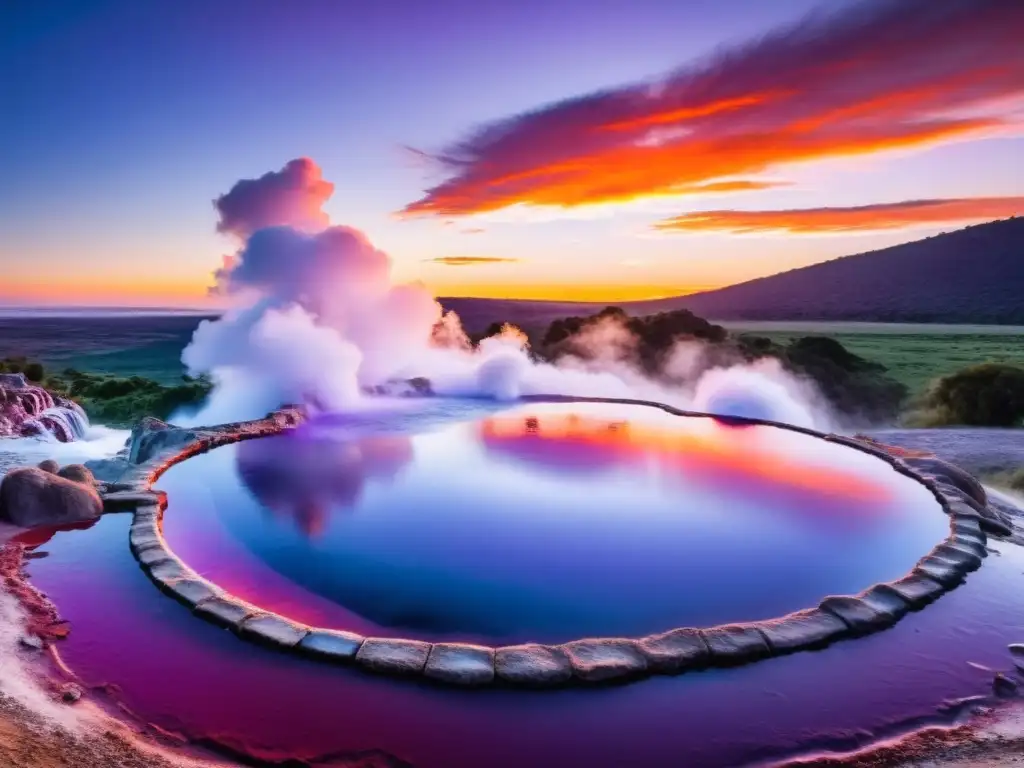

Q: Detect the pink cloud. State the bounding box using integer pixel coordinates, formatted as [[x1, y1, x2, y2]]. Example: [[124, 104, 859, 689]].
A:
[[400, 0, 1024, 217], [215, 158, 334, 238]]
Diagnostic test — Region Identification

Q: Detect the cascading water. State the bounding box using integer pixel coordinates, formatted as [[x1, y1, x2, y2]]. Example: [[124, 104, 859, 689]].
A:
[[0, 373, 88, 443], [31, 406, 90, 443]]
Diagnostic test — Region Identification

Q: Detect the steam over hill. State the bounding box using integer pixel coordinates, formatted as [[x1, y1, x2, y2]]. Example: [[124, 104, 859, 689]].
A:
[[443, 218, 1024, 331]]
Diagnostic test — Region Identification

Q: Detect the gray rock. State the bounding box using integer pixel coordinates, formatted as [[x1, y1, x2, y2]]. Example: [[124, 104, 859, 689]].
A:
[[128, 417, 200, 465], [0, 467, 103, 528], [37, 459, 59, 474], [819, 593, 905, 633], [148, 558, 188, 583], [19, 634, 44, 650], [902, 456, 986, 505], [133, 504, 160, 524], [164, 578, 221, 607], [862, 582, 917, 614], [936, 482, 984, 512], [1009, 643, 1024, 673], [980, 516, 1014, 537], [84, 457, 134, 485], [953, 516, 983, 537], [562, 638, 648, 683], [953, 528, 987, 553], [356, 638, 431, 676], [129, 526, 161, 553], [57, 464, 94, 486], [424, 643, 495, 686], [61, 684, 82, 703], [494, 644, 573, 687], [637, 628, 709, 673], [103, 489, 166, 511], [878, 573, 946, 608], [940, 537, 987, 562], [298, 629, 364, 662], [137, 547, 171, 567], [994, 673, 1019, 698], [914, 555, 965, 586], [948, 500, 1013, 537], [759, 609, 850, 653], [239, 614, 308, 648], [702, 625, 772, 664], [194, 597, 254, 629]]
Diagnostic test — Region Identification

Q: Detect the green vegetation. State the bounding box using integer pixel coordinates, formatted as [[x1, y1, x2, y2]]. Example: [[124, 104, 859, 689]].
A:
[[1, 357, 211, 427], [1, 357, 45, 382], [48, 369, 212, 427], [986, 467, 1024, 494], [910, 363, 1024, 427], [728, 330, 1024, 400]]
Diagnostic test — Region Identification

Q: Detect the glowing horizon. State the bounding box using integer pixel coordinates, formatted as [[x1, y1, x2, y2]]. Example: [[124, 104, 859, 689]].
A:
[[2, 0, 1022, 308]]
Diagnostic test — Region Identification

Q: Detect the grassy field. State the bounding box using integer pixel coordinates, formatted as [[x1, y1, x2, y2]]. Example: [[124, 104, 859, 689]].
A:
[[4, 314, 1023, 412], [728, 325, 1024, 401]]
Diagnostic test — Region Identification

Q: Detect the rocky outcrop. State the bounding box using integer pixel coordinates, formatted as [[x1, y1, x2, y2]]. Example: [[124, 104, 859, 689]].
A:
[[362, 377, 434, 398], [493, 644, 572, 686], [424, 643, 495, 686], [125, 407, 306, 467], [0, 467, 102, 527], [57, 464, 95, 485], [355, 639, 431, 675], [128, 417, 200, 465], [561, 638, 648, 683]]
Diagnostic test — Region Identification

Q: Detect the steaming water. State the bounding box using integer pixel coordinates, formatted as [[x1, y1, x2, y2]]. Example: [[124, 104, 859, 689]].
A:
[[19, 418, 1024, 768], [35, 405, 90, 441], [0, 425, 129, 477], [157, 399, 945, 643]]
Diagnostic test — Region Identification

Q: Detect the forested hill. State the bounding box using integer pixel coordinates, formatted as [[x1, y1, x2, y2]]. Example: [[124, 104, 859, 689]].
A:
[[640, 217, 1024, 324]]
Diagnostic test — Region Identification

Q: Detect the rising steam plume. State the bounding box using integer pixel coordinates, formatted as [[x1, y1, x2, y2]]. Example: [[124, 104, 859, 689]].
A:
[[179, 159, 831, 429]]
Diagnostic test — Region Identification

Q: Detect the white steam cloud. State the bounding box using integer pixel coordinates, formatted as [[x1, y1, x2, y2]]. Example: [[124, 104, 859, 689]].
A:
[[179, 159, 830, 430]]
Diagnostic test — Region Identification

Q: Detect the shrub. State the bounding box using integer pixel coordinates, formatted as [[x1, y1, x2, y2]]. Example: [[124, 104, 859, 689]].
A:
[[22, 362, 45, 382], [921, 363, 1024, 427]]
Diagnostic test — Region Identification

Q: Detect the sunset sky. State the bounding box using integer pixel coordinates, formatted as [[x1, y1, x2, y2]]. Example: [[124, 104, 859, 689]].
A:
[[2, 0, 1022, 307]]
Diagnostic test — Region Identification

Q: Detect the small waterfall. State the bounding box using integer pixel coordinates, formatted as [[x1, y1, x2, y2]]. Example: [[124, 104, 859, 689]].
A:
[[1, 374, 88, 443], [38, 406, 90, 442]]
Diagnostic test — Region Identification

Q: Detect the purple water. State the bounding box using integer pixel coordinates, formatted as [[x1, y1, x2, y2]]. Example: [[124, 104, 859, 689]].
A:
[[156, 401, 946, 643], [17, 399, 1024, 767]]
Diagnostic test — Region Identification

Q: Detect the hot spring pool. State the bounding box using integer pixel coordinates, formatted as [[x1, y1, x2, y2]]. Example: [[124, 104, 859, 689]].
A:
[[154, 400, 947, 645], [19, 399, 1024, 768]]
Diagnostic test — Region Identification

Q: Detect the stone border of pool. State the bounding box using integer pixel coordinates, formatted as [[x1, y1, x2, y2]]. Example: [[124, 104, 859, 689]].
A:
[[118, 398, 997, 689]]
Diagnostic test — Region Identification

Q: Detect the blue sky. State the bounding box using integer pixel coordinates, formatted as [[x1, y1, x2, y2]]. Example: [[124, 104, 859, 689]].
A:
[[2, 0, 1021, 305]]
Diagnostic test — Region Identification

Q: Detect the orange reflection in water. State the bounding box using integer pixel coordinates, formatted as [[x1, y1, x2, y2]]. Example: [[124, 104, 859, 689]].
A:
[[479, 413, 892, 504]]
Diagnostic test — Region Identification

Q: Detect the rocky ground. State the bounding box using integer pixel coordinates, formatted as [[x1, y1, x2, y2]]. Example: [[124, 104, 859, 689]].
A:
[[786, 701, 1024, 767], [0, 520, 225, 768], [0, 692, 223, 768]]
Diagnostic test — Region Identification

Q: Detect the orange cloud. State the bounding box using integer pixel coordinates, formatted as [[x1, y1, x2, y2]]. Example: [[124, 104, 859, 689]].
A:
[[685, 180, 789, 194], [654, 197, 1024, 234], [425, 256, 519, 266], [427, 282, 713, 302], [401, 0, 1024, 217]]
